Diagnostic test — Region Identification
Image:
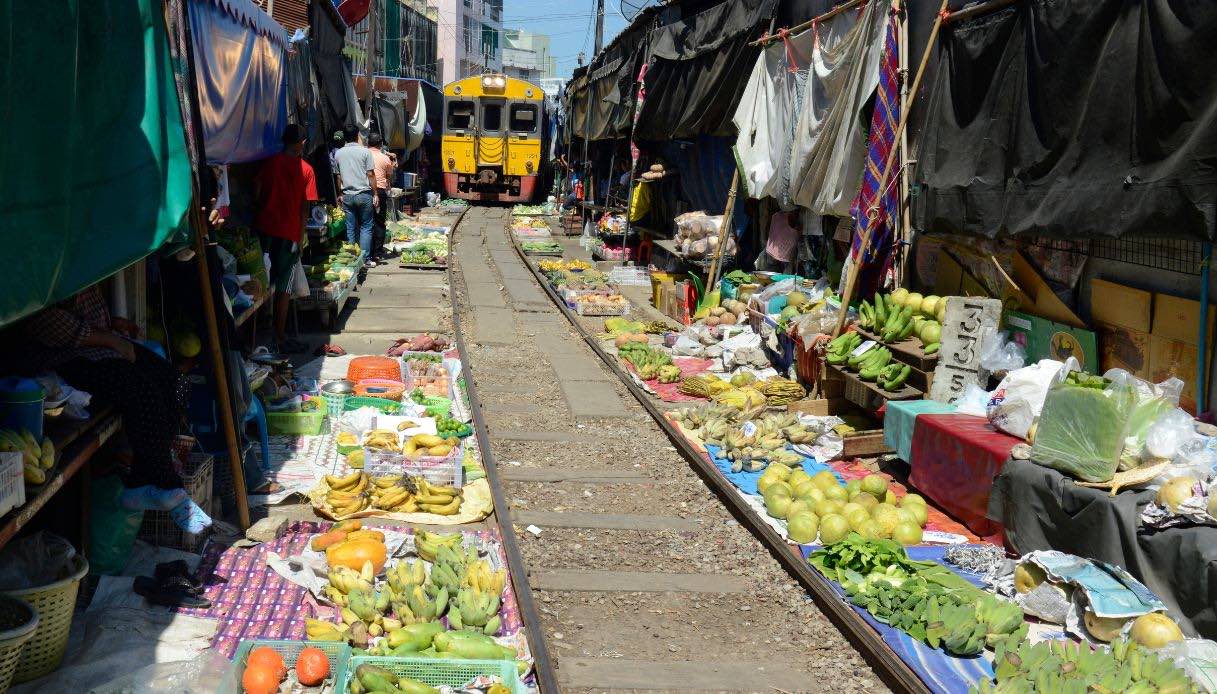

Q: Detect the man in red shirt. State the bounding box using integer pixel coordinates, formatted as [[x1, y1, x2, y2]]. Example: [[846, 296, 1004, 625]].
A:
[[255, 125, 318, 353]]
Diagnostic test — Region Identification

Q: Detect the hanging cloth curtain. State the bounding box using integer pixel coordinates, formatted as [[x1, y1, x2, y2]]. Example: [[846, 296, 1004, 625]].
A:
[[732, 28, 814, 200], [847, 12, 901, 297], [788, 0, 887, 215]]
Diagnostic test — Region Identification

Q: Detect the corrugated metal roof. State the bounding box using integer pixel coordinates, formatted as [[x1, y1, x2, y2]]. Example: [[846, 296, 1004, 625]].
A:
[[250, 0, 309, 33]]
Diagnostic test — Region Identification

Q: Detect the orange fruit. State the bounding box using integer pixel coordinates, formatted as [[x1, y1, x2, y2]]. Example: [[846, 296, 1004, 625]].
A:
[[295, 646, 331, 686], [241, 663, 281, 694], [245, 646, 287, 681]]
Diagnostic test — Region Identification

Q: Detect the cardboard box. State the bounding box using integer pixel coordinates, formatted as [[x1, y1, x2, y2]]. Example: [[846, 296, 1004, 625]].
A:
[[1152, 293, 1216, 346], [1011, 251, 1086, 328], [1095, 321, 1151, 379], [1004, 310, 1099, 371], [1091, 279, 1152, 332], [1150, 335, 1201, 413]]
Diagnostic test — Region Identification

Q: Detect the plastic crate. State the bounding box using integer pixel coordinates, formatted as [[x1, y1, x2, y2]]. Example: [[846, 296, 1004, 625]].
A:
[[138, 452, 213, 552], [0, 452, 25, 518], [218, 639, 352, 694], [363, 446, 463, 487], [404, 361, 453, 399], [265, 396, 326, 436], [343, 397, 403, 415], [342, 656, 522, 694]]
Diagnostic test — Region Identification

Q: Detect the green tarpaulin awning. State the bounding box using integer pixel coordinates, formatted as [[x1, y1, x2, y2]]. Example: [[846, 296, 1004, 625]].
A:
[[0, 0, 193, 326]]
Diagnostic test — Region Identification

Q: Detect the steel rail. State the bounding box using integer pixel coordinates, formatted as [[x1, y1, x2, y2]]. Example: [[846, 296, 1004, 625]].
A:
[[446, 207, 561, 694], [505, 226, 934, 694]]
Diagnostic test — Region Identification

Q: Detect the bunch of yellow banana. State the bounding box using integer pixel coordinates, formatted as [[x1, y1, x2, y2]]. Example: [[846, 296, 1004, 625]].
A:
[[363, 429, 402, 453], [413, 478, 463, 515], [305, 618, 348, 642], [413, 529, 462, 563], [324, 470, 371, 515], [403, 433, 458, 459], [324, 563, 375, 606], [0, 428, 54, 484], [463, 559, 507, 597], [369, 474, 419, 512], [386, 559, 427, 595]]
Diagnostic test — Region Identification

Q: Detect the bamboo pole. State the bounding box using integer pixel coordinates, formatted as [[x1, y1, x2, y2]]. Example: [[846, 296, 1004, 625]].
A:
[[705, 169, 741, 294], [190, 203, 252, 530], [832, 0, 950, 337], [750, 0, 865, 46]]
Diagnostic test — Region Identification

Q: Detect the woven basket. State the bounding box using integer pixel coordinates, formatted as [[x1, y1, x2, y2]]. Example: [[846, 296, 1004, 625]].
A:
[[346, 356, 401, 383], [5, 554, 88, 683], [0, 595, 38, 692]]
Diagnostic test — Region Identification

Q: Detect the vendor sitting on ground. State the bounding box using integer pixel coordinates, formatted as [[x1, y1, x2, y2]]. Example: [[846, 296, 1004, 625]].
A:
[[22, 285, 212, 534], [255, 124, 319, 354]]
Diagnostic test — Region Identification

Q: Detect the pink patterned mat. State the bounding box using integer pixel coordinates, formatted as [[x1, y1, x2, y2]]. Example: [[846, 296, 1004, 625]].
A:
[[183, 521, 523, 658], [624, 356, 715, 402]]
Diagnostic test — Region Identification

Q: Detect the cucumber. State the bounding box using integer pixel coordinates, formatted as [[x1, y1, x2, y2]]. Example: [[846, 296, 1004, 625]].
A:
[[923, 342, 940, 355]]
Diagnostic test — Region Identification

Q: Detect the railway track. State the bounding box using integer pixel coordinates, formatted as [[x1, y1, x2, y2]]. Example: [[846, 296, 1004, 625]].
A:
[[451, 206, 890, 693]]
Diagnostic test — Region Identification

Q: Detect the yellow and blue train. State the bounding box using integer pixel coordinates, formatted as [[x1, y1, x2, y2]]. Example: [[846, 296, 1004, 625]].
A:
[[441, 74, 547, 203]]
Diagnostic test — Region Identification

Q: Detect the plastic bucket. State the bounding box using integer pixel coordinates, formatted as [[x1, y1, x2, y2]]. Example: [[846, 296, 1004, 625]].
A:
[[0, 378, 44, 441]]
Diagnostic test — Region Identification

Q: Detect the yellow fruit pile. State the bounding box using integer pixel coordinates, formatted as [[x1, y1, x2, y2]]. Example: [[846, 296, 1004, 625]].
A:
[[322, 472, 464, 516], [0, 428, 54, 484]]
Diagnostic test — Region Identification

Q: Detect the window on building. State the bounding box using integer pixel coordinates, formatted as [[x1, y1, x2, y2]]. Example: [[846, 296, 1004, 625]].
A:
[[482, 103, 503, 132], [448, 101, 475, 130], [509, 104, 537, 133]]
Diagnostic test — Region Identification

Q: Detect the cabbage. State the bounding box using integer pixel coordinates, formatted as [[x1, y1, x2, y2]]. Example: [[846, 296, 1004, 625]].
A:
[[1029, 382, 1135, 482]]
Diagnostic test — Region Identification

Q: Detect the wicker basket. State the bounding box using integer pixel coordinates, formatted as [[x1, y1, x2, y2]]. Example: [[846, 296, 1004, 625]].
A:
[[0, 595, 38, 692], [346, 356, 401, 383], [5, 554, 87, 683]]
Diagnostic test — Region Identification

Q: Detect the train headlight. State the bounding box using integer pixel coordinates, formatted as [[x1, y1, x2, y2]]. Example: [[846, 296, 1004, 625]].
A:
[[454, 85, 462, 95], [526, 160, 534, 172], [447, 157, 455, 169], [525, 89, 534, 98]]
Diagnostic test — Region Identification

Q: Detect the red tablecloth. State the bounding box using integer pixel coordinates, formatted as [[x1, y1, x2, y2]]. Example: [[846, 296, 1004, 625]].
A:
[[908, 413, 1021, 539]]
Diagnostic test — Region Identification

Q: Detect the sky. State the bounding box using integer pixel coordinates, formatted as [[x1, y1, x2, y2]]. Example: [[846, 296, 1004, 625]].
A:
[[503, 0, 632, 78]]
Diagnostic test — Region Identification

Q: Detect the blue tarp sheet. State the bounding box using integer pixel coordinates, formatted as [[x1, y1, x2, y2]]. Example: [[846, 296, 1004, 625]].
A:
[[705, 444, 842, 496], [800, 543, 996, 692], [658, 136, 750, 239], [188, 0, 288, 164]]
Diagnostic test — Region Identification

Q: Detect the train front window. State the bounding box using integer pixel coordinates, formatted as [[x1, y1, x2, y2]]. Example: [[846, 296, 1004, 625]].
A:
[[509, 104, 537, 133], [482, 103, 503, 132], [448, 101, 474, 130]]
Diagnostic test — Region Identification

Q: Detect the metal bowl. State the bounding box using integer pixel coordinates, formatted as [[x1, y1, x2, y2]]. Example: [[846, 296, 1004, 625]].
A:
[[321, 379, 355, 395]]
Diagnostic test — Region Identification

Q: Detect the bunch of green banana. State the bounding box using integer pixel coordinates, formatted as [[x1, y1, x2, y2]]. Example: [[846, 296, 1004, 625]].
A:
[[325, 565, 374, 606], [826, 332, 862, 365], [975, 633, 1198, 693], [413, 529, 461, 563], [386, 560, 427, 596], [348, 663, 438, 694], [448, 585, 502, 634], [858, 348, 893, 380], [857, 299, 877, 330], [880, 363, 911, 392], [1, 428, 53, 484]]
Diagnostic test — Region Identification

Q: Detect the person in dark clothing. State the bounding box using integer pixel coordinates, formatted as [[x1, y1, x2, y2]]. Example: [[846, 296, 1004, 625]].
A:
[[24, 285, 212, 534]]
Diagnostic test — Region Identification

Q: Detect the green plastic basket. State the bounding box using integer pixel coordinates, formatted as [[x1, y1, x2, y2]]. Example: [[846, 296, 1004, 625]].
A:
[[219, 639, 352, 694], [413, 395, 452, 418], [343, 396, 403, 415], [342, 656, 522, 694], [265, 398, 327, 436]]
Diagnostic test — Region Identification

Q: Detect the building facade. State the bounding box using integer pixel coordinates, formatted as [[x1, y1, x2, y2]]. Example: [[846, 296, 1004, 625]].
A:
[[428, 0, 503, 85], [502, 29, 557, 83], [347, 0, 440, 85]]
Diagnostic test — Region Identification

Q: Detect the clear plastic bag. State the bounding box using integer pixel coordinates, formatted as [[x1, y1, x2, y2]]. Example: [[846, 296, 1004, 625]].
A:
[[1029, 375, 1137, 483], [1143, 409, 1198, 461], [0, 531, 77, 589], [979, 329, 1027, 373]]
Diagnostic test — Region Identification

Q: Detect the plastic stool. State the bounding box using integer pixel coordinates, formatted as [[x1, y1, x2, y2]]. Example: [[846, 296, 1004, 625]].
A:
[[245, 395, 271, 473], [636, 237, 653, 266]]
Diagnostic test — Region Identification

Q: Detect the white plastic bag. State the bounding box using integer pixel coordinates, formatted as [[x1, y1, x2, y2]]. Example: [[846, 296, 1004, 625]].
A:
[[986, 359, 1071, 439], [290, 257, 310, 299], [955, 384, 993, 417]]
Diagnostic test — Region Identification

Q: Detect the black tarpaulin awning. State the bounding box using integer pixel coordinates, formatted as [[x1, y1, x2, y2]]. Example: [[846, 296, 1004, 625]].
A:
[[914, 0, 1217, 241], [634, 0, 777, 142], [311, 0, 359, 139]]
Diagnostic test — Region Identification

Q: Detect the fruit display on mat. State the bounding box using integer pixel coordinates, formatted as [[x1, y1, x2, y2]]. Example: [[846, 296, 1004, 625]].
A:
[[321, 473, 464, 517], [974, 634, 1197, 693], [0, 427, 54, 484], [759, 467, 928, 545], [617, 341, 673, 380]]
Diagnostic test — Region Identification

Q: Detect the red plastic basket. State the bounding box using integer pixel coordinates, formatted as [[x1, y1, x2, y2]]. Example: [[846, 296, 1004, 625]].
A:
[[347, 356, 401, 383], [354, 379, 406, 401]]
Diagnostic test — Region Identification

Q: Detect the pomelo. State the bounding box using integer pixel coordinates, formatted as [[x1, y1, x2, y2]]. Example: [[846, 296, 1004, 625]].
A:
[[858, 519, 886, 540], [845, 480, 862, 497], [905, 503, 929, 527], [823, 484, 848, 502], [765, 494, 792, 519], [861, 474, 888, 499], [787, 513, 819, 544], [900, 493, 927, 508], [1129, 613, 1184, 649], [811, 470, 838, 491], [891, 522, 923, 545], [815, 499, 845, 517], [818, 515, 850, 545]]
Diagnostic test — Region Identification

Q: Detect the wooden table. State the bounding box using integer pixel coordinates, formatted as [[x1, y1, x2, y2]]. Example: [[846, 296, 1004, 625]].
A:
[[0, 406, 121, 553]]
